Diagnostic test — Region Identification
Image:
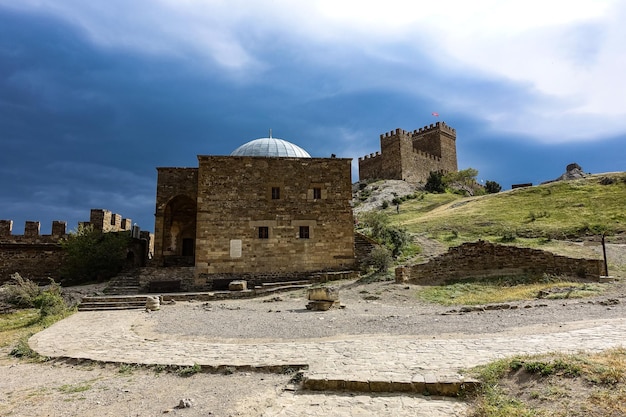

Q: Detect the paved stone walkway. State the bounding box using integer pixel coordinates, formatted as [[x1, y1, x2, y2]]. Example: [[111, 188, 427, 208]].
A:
[[29, 311, 626, 417]]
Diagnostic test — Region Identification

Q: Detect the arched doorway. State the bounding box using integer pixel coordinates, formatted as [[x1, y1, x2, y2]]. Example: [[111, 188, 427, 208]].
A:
[[162, 195, 197, 266]]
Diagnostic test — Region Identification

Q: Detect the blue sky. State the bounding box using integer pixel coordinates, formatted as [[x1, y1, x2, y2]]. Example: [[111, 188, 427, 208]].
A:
[[1, 0, 624, 234]]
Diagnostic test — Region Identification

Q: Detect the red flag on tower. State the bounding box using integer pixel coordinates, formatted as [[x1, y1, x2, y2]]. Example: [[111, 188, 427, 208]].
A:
[[431, 112, 439, 117]]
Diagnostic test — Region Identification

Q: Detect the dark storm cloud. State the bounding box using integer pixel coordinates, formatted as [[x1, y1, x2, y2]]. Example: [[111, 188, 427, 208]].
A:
[[0, 3, 624, 234]]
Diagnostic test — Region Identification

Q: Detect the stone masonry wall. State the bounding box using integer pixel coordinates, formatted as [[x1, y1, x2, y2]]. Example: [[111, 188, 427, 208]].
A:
[[398, 241, 603, 284], [194, 156, 355, 287]]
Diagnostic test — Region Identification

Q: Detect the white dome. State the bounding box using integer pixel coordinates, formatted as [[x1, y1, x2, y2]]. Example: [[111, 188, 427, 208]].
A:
[[230, 138, 311, 158]]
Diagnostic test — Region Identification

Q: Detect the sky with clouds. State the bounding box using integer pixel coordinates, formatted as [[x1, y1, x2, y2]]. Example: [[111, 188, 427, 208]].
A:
[[1, 0, 624, 233]]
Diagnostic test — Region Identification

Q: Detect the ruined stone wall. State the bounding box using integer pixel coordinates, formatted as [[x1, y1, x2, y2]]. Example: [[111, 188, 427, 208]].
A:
[[398, 241, 603, 284], [358, 122, 458, 184], [194, 156, 355, 287]]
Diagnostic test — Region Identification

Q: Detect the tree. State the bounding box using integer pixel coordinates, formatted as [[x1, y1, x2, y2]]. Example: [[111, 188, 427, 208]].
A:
[[485, 180, 502, 194], [443, 168, 479, 196], [60, 224, 132, 285], [425, 171, 445, 193]]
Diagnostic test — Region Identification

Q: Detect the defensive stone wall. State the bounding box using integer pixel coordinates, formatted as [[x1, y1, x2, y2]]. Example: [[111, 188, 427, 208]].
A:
[[0, 210, 151, 285], [396, 241, 603, 284], [359, 122, 458, 184]]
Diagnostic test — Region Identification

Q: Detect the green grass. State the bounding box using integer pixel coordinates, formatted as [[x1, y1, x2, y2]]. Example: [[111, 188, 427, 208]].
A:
[[390, 174, 626, 242], [0, 308, 74, 360], [416, 275, 604, 306]]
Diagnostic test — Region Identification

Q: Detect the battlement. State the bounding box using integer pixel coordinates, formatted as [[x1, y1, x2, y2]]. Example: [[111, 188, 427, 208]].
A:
[[413, 121, 456, 137], [0, 220, 67, 240], [0, 208, 135, 241], [380, 127, 412, 140], [413, 148, 442, 162], [358, 151, 381, 161], [88, 209, 132, 233]]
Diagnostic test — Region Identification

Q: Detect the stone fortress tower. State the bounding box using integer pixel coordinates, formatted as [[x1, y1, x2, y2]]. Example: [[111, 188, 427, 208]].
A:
[[358, 121, 458, 183]]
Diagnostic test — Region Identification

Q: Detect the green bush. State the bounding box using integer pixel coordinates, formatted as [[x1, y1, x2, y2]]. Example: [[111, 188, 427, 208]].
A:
[[425, 171, 445, 193], [357, 212, 410, 257], [33, 289, 66, 318], [364, 246, 393, 272], [485, 180, 502, 194], [61, 224, 132, 285]]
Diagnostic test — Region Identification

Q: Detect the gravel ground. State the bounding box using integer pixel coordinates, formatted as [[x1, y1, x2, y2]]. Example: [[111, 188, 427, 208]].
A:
[[147, 273, 626, 342]]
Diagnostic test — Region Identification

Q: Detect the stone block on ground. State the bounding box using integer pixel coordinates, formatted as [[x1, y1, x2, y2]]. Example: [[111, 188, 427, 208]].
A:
[[145, 296, 160, 311], [307, 287, 339, 301], [228, 280, 247, 291]]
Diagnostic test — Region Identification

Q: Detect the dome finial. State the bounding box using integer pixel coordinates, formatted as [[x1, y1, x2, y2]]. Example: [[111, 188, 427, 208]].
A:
[[269, 128, 272, 139]]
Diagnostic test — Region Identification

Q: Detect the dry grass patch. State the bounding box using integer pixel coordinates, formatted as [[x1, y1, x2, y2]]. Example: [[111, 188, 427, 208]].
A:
[[467, 348, 626, 417], [416, 275, 603, 306]]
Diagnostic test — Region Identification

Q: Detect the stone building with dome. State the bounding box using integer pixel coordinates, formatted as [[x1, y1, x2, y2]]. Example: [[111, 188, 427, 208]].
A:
[[153, 136, 355, 290]]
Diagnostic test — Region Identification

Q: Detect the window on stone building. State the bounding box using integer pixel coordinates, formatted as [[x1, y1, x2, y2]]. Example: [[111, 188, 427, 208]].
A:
[[258, 226, 269, 239], [313, 187, 322, 200], [299, 226, 310, 239], [271, 187, 280, 200]]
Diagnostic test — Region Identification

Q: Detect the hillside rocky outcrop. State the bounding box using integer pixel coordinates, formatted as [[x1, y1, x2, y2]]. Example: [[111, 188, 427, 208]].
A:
[[542, 163, 587, 184]]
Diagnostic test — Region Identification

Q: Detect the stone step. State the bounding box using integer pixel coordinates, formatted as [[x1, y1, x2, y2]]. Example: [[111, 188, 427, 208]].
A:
[[78, 294, 153, 311], [259, 280, 312, 289], [79, 300, 146, 308], [302, 375, 481, 397], [78, 303, 146, 311], [82, 295, 150, 303], [103, 287, 140, 295]]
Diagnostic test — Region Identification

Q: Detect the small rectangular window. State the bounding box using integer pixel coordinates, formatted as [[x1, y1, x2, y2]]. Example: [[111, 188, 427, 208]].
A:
[[299, 226, 310, 239], [271, 187, 280, 200], [258, 226, 269, 239], [313, 187, 322, 199]]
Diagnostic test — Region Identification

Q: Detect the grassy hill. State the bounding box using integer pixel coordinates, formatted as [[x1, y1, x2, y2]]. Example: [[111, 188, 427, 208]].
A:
[[355, 173, 626, 261], [390, 173, 624, 239]]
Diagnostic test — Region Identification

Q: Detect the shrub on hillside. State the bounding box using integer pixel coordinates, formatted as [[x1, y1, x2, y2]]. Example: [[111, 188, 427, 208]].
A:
[[33, 283, 66, 318], [0, 273, 41, 308], [485, 180, 502, 194], [425, 171, 445, 193], [0, 273, 68, 318], [364, 246, 393, 272], [357, 212, 411, 258]]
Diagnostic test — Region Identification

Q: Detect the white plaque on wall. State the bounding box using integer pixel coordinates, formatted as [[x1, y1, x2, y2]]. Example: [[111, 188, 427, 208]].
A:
[[230, 239, 242, 258]]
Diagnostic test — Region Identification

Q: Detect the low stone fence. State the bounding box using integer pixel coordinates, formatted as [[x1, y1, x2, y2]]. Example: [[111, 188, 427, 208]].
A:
[[396, 241, 603, 284]]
